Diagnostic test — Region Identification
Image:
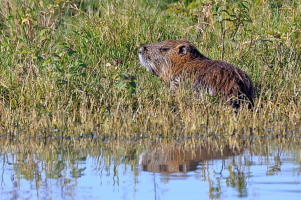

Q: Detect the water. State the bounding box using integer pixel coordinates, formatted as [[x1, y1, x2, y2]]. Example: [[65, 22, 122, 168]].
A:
[[1, 139, 301, 200]]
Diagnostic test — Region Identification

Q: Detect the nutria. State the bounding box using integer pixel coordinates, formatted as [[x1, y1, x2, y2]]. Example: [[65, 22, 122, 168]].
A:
[[138, 40, 254, 109]]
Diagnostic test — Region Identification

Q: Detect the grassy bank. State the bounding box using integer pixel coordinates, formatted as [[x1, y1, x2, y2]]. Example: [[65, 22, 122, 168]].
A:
[[0, 0, 300, 140]]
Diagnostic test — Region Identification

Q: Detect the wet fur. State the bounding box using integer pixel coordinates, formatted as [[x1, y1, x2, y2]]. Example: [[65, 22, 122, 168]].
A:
[[138, 40, 254, 109]]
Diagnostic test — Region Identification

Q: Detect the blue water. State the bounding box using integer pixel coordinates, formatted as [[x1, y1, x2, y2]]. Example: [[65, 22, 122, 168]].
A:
[[1, 142, 301, 200]]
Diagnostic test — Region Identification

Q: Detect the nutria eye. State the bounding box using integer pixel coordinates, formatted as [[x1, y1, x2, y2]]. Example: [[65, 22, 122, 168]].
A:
[[160, 48, 169, 52]]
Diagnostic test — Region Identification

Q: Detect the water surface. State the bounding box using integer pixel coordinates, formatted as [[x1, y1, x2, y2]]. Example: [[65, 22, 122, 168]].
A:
[[1, 138, 301, 200]]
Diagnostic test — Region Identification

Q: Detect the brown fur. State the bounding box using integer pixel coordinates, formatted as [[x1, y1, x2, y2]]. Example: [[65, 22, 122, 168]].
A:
[[138, 40, 254, 109]]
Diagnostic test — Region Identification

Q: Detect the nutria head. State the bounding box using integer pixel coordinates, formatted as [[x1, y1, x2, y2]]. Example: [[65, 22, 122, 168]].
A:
[[138, 40, 209, 81]]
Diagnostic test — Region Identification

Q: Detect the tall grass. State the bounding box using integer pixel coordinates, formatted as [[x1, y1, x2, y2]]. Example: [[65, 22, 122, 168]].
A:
[[0, 0, 300, 141]]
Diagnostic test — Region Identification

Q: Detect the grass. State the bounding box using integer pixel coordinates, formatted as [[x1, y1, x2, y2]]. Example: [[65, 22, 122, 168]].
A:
[[0, 0, 300, 141]]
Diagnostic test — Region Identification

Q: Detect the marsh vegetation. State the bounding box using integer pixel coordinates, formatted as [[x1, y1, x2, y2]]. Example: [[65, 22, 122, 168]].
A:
[[0, 0, 300, 140]]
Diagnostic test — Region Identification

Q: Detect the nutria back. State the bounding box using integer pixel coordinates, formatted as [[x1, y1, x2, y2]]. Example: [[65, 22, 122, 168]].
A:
[[138, 40, 254, 109]]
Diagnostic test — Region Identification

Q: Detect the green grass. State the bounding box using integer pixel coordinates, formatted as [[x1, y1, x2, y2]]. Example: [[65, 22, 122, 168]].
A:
[[0, 0, 300, 141]]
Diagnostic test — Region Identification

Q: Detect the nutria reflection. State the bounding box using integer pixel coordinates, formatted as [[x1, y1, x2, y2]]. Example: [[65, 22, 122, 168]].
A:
[[139, 142, 242, 174]]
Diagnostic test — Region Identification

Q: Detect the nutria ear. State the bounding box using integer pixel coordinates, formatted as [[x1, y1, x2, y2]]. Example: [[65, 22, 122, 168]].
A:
[[179, 45, 188, 56]]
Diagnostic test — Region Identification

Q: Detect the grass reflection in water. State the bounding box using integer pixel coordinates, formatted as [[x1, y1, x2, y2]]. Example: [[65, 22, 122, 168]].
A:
[[1, 138, 301, 200]]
